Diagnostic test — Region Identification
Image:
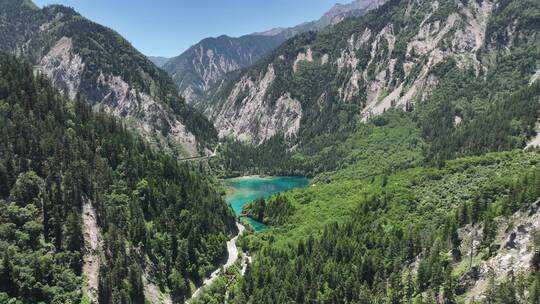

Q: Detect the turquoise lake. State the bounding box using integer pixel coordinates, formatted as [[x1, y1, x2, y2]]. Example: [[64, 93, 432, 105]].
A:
[[223, 176, 310, 231]]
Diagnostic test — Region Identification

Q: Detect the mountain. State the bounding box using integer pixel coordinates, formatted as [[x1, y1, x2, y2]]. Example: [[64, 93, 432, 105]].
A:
[[163, 34, 285, 108], [0, 0, 216, 157], [0, 0, 539, 303], [163, 0, 386, 106], [200, 0, 540, 301], [208, 0, 540, 146], [147, 56, 170, 67], [257, 0, 387, 38], [0, 54, 236, 303]]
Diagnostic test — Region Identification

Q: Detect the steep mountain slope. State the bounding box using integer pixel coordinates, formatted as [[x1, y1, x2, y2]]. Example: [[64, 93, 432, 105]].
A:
[[0, 54, 236, 303], [202, 104, 539, 303], [209, 0, 539, 146], [163, 0, 385, 106], [163, 34, 285, 107], [196, 1, 540, 300], [0, 0, 216, 157]]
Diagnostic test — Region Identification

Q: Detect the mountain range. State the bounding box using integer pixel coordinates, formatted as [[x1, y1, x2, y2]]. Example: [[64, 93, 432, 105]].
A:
[[205, 0, 540, 146], [0, 0, 216, 157], [0, 0, 539, 303], [162, 0, 386, 106]]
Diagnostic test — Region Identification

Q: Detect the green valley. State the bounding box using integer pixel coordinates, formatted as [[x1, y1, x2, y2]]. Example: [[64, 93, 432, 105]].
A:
[[0, 0, 539, 303], [0, 55, 236, 303]]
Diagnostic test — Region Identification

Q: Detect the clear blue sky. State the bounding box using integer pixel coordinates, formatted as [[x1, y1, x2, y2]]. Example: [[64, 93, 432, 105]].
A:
[[33, 0, 350, 57]]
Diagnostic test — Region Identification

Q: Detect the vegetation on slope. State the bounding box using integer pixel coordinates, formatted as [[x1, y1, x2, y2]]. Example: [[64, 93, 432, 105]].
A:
[[243, 195, 295, 226], [0, 0, 218, 153], [231, 151, 540, 303], [418, 56, 540, 164], [209, 11, 540, 298], [211, 110, 424, 178], [203, 98, 539, 303], [0, 55, 235, 303]]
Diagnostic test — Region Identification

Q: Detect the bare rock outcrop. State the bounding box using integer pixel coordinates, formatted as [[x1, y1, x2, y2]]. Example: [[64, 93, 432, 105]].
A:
[[96, 73, 198, 156], [213, 64, 303, 144], [459, 199, 540, 302], [38, 37, 84, 100], [82, 199, 102, 303]]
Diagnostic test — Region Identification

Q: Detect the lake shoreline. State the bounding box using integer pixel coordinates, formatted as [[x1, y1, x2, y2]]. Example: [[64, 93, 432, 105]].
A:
[[222, 174, 273, 181], [222, 176, 310, 232]]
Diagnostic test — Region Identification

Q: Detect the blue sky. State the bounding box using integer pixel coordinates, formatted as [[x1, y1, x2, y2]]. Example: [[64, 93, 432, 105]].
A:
[[33, 0, 350, 57]]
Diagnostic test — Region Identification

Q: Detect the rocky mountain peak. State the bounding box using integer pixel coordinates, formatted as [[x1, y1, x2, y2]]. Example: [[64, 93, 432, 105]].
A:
[[163, 0, 384, 106]]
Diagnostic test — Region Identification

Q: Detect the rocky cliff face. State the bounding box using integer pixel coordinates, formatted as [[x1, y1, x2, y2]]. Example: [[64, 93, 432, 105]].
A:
[[38, 37, 84, 101], [95, 72, 198, 155], [209, 0, 539, 145], [164, 0, 385, 106], [362, 0, 494, 119], [0, 0, 215, 157], [457, 199, 540, 302], [163, 35, 284, 107], [212, 64, 303, 143]]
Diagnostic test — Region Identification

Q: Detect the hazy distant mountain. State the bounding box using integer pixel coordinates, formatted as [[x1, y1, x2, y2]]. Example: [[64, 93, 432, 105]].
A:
[[147, 56, 170, 67], [164, 0, 386, 106], [257, 0, 387, 38]]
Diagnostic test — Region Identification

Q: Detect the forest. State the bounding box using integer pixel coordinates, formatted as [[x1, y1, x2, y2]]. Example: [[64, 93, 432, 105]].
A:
[[0, 54, 236, 303], [229, 150, 540, 303], [1, 0, 539, 302], [202, 6, 540, 299]]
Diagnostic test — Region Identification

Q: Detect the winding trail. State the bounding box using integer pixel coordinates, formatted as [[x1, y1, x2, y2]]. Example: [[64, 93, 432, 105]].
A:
[[188, 222, 246, 302]]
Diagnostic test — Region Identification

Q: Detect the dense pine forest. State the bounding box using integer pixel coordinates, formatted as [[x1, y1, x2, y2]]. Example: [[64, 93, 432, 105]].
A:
[[200, 101, 540, 303], [0, 55, 236, 303], [230, 150, 540, 303]]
